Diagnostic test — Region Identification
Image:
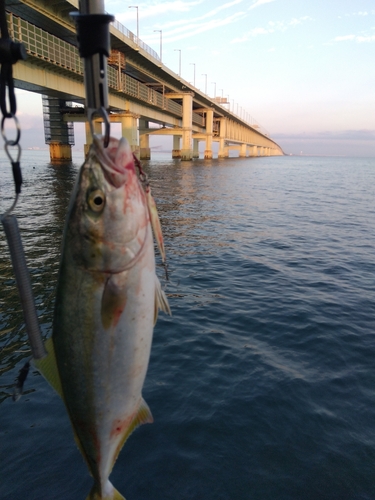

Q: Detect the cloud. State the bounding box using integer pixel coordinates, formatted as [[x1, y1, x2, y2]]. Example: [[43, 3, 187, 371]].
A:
[[231, 16, 313, 43], [273, 130, 375, 142], [344, 10, 375, 17], [248, 0, 276, 10], [159, 11, 245, 42], [150, 0, 244, 29], [334, 35, 356, 41], [333, 33, 375, 43], [137, 1, 246, 43], [118, 1, 204, 20]]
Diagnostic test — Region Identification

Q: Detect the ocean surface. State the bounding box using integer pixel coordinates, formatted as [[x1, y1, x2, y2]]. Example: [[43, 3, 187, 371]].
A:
[[0, 150, 374, 500]]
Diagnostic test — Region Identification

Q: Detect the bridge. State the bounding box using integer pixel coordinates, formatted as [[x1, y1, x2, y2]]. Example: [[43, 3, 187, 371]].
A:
[[5, 0, 284, 161]]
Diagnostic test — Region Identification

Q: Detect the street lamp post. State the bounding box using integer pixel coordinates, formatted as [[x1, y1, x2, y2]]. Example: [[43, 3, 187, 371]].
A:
[[211, 82, 216, 97], [154, 30, 162, 61], [202, 73, 207, 94], [174, 49, 181, 76], [128, 6, 139, 39], [190, 63, 196, 86]]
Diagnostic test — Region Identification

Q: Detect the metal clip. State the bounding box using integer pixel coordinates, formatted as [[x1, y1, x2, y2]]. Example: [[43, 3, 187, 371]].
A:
[[71, 2, 114, 148]]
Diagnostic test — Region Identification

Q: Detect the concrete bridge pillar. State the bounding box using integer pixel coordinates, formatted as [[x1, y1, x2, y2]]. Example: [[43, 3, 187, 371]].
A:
[[193, 139, 199, 158], [121, 113, 139, 154], [172, 135, 181, 158], [139, 119, 151, 160], [42, 95, 73, 162], [218, 118, 228, 158], [250, 145, 258, 157], [204, 108, 214, 159], [240, 143, 247, 157], [181, 93, 193, 160]]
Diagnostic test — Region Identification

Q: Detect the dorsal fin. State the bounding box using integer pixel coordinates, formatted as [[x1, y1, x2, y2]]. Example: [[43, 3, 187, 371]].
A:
[[33, 337, 63, 398]]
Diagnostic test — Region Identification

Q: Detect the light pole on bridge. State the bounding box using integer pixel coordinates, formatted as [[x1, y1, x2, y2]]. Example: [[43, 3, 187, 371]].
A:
[[174, 49, 181, 76], [190, 63, 196, 86], [211, 82, 216, 97], [153, 30, 162, 62], [128, 6, 139, 40], [202, 73, 207, 94]]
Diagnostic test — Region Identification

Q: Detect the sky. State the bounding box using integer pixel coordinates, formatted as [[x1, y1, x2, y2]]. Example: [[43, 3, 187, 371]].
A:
[[13, 0, 375, 156]]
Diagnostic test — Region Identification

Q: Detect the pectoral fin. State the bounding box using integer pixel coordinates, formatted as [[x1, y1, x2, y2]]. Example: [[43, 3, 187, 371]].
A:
[[101, 275, 127, 330]]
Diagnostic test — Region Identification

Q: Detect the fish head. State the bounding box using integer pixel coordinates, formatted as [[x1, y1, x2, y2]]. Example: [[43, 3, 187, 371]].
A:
[[65, 137, 149, 273]]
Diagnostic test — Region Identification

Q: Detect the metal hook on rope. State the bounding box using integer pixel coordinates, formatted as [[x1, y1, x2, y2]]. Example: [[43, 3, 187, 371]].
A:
[[71, 0, 114, 148], [88, 106, 110, 148]]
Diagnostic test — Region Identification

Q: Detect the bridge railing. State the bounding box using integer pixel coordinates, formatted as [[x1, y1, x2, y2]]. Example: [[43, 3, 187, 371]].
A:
[[111, 20, 161, 62], [8, 13, 83, 75], [6, 12, 211, 125], [6, 12, 247, 132]]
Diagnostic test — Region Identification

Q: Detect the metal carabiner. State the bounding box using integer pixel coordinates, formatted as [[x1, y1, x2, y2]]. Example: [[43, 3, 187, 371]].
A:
[[88, 106, 110, 148], [2, 123, 22, 215], [1, 113, 21, 146]]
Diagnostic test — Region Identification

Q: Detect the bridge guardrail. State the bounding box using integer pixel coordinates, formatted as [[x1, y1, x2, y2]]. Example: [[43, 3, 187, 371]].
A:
[[6, 13, 258, 133], [111, 20, 161, 62], [5, 12, 210, 125]]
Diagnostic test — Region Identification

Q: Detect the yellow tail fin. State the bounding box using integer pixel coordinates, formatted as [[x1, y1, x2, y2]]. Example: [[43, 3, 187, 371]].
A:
[[86, 480, 125, 500]]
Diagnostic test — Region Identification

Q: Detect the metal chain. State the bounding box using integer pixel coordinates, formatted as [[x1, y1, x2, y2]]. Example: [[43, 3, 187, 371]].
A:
[[0, 0, 26, 211]]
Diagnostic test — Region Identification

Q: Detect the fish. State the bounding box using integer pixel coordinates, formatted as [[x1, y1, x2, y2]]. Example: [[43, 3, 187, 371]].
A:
[[34, 136, 170, 500]]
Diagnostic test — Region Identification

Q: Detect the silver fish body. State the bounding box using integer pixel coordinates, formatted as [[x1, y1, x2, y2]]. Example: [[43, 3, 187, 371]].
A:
[[36, 137, 170, 499]]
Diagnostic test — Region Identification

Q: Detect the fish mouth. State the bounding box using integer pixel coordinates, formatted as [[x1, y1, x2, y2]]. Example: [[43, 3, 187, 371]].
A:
[[91, 136, 134, 188]]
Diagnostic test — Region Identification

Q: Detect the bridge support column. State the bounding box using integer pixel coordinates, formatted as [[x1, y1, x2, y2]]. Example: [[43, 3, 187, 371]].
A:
[[172, 135, 181, 158], [218, 118, 228, 158], [139, 119, 151, 160], [204, 109, 214, 159], [181, 93, 193, 160], [250, 145, 258, 157], [42, 95, 73, 162], [240, 143, 247, 158], [121, 113, 139, 154], [49, 143, 72, 162], [193, 139, 199, 158]]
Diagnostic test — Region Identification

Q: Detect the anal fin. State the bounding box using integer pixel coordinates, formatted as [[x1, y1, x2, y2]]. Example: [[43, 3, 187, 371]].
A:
[[154, 275, 171, 324], [113, 397, 153, 467]]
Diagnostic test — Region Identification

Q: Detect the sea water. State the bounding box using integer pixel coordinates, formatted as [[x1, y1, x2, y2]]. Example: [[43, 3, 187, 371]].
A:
[[1, 151, 374, 499]]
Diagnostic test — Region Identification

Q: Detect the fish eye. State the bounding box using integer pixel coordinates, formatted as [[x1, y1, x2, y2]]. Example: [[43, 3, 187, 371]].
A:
[[87, 189, 106, 212]]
